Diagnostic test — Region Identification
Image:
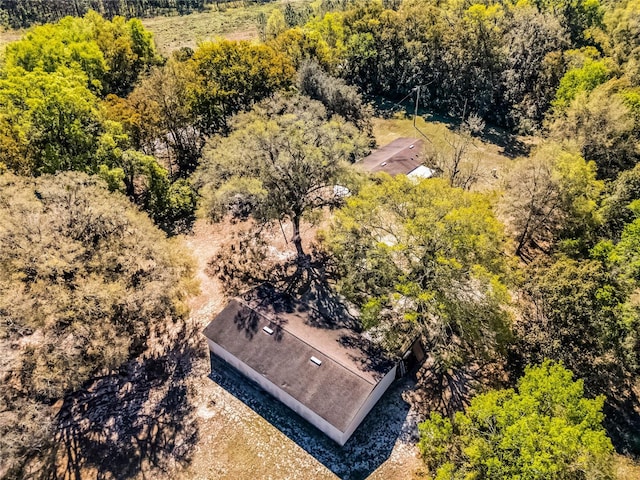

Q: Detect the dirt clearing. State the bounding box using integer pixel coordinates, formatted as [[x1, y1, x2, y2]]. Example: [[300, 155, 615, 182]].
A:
[[178, 218, 424, 479]]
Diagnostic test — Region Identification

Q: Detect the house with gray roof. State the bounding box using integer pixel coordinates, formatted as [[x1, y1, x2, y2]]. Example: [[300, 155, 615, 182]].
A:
[[357, 138, 433, 178], [202, 285, 398, 446]]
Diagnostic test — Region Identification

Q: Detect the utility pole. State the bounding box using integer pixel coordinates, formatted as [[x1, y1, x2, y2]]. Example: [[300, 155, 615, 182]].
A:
[[412, 85, 432, 144], [413, 85, 420, 131]]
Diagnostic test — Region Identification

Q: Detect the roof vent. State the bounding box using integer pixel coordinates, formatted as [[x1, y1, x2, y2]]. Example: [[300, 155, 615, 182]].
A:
[[310, 356, 322, 366], [263, 326, 274, 335]]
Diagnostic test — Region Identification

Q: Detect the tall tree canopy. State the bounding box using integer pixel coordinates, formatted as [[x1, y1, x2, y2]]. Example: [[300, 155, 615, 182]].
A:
[[0, 67, 107, 175], [266, 0, 604, 130], [190, 39, 296, 136], [322, 175, 512, 370], [418, 361, 615, 480], [0, 65, 195, 234], [297, 59, 373, 133], [123, 39, 297, 176], [499, 143, 603, 259], [0, 172, 195, 477], [0, 13, 194, 233], [549, 80, 640, 179], [3, 11, 160, 96], [516, 255, 636, 397], [196, 94, 369, 268]]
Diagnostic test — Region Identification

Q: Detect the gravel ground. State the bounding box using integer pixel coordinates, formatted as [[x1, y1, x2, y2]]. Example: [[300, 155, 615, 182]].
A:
[[180, 361, 423, 480], [178, 219, 424, 480]]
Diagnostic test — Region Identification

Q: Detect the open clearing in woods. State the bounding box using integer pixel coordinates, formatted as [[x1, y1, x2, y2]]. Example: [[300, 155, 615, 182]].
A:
[[141, 0, 312, 53], [180, 219, 425, 480], [372, 113, 533, 190]]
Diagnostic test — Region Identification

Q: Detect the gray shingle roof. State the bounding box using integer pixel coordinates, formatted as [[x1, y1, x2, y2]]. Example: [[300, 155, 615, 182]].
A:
[[203, 286, 394, 433], [357, 138, 425, 176]]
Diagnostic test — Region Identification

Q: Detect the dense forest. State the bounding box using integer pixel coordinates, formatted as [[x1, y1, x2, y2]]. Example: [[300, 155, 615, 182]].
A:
[[1, 0, 640, 478]]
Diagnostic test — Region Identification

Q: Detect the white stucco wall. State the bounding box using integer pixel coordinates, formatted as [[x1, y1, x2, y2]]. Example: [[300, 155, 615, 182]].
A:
[[339, 364, 397, 445], [207, 339, 346, 444]]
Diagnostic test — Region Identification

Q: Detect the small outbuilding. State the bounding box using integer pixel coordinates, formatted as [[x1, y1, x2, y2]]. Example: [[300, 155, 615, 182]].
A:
[[203, 285, 397, 446], [357, 138, 433, 178]]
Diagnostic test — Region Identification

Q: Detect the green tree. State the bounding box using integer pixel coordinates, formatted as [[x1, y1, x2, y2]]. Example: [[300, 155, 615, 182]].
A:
[[601, 162, 640, 239], [419, 361, 615, 480], [516, 255, 635, 396], [500, 6, 569, 131], [304, 12, 348, 70], [190, 39, 295, 135], [0, 171, 195, 477], [265, 8, 287, 40], [127, 57, 202, 175], [552, 58, 611, 111], [499, 143, 603, 259], [84, 11, 161, 96], [0, 66, 196, 233], [197, 94, 368, 269], [0, 67, 106, 175], [549, 81, 639, 178], [533, 0, 604, 46], [604, 0, 640, 84], [448, 2, 506, 118], [269, 26, 338, 71], [322, 175, 511, 370], [3, 11, 159, 96], [297, 59, 373, 133], [342, 2, 410, 98], [114, 150, 198, 234]]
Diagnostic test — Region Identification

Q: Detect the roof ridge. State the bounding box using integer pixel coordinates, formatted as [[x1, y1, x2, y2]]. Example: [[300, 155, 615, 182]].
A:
[[233, 297, 377, 386]]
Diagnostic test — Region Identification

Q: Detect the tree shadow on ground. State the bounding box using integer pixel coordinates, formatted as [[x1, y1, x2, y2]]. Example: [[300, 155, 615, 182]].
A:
[[479, 125, 530, 158], [415, 359, 507, 418], [208, 355, 419, 480], [605, 393, 640, 457], [45, 321, 206, 480], [208, 226, 359, 331]]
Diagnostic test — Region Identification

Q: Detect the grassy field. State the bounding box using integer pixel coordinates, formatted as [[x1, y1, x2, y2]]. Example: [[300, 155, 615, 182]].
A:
[[141, 0, 311, 53], [0, 0, 311, 54], [0, 28, 23, 50], [372, 113, 527, 190]]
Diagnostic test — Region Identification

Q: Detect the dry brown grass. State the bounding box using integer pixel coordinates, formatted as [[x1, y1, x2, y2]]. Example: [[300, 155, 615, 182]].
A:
[[615, 454, 640, 480], [141, 0, 312, 54], [0, 27, 23, 50]]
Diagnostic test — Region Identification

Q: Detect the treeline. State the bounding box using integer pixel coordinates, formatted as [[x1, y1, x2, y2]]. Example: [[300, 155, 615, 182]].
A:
[[260, 0, 638, 133], [0, 0, 271, 28]]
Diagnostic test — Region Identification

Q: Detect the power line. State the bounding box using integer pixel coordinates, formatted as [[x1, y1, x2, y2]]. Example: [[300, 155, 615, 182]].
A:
[[390, 83, 435, 144]]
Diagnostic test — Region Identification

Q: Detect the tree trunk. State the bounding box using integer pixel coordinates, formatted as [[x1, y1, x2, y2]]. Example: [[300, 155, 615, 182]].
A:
[[291, 214, 306, 264]]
